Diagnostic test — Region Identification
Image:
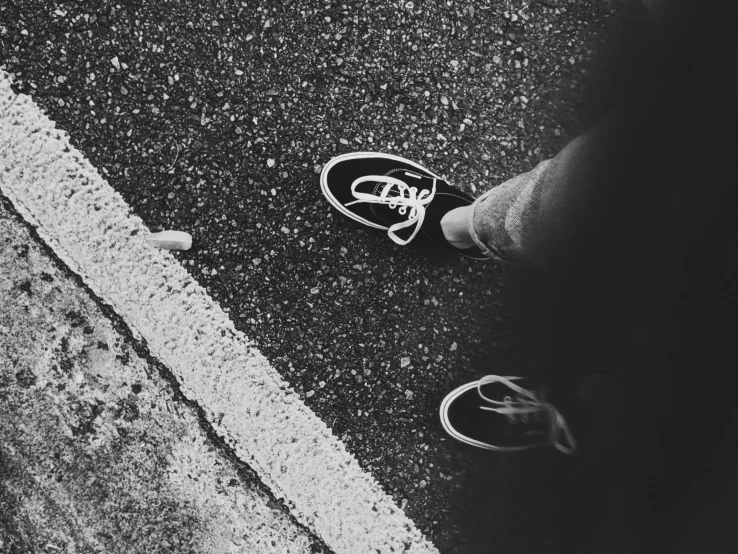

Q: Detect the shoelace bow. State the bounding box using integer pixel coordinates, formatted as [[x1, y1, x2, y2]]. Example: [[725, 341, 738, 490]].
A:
[[345, 173, 436, 245], [476, 375, 577, 455]]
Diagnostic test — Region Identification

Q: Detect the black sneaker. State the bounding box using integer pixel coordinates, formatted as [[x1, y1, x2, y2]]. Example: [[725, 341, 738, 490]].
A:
[[320, 152, 488, 259], [439, 375, 577, 454]]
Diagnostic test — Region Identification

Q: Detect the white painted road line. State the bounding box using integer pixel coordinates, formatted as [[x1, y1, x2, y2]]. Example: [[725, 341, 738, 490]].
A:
[[0, 71, 438, 554]]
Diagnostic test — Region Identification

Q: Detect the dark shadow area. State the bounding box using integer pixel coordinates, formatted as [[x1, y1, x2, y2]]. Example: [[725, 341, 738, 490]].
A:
[[447, 1, 738, 553]]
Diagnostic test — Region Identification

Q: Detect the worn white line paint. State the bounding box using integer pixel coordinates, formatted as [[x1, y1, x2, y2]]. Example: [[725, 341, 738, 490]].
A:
[[0, 71, 438, 554]]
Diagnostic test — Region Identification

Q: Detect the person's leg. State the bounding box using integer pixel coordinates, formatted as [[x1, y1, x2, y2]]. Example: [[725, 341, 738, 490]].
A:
[[466, 110, 628, 274], [439, 110, 644, 454]]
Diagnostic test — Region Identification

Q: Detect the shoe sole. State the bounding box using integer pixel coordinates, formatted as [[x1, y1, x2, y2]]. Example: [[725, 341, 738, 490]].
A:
[[320, 151, 445, 231], [439, 380, 545, 452]]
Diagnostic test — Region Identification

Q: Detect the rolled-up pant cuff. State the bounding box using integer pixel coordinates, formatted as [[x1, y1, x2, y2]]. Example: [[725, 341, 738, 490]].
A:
[[468, 159, 552, 263]]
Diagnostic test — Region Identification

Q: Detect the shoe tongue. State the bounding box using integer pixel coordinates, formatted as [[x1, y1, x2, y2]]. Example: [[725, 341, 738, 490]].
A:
[[385, 169, 438, 191], [479, 377, 538, 403], [353, 180, 402, 200], [478, 381, 507, 403]]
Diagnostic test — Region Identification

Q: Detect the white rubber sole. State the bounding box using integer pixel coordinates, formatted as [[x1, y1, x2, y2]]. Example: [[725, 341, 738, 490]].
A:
[[319, 151, 444, 231], [439, 380, 541, 452]]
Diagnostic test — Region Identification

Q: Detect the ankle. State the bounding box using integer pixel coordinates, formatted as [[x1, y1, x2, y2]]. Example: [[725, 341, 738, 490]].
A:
[[441, 206, 475, 249]]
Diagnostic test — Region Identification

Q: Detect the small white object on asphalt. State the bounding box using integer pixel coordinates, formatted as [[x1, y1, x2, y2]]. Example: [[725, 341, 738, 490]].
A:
[[145, 230, 192, 251]]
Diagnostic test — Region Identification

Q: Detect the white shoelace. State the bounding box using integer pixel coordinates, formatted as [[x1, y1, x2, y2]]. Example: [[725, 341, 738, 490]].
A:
[[476, 375, 577, 455], [345, 173, 437, 245]]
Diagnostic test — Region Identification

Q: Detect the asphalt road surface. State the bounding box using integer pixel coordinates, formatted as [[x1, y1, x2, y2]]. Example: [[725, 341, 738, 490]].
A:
[[1, 1, 632, 552]]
